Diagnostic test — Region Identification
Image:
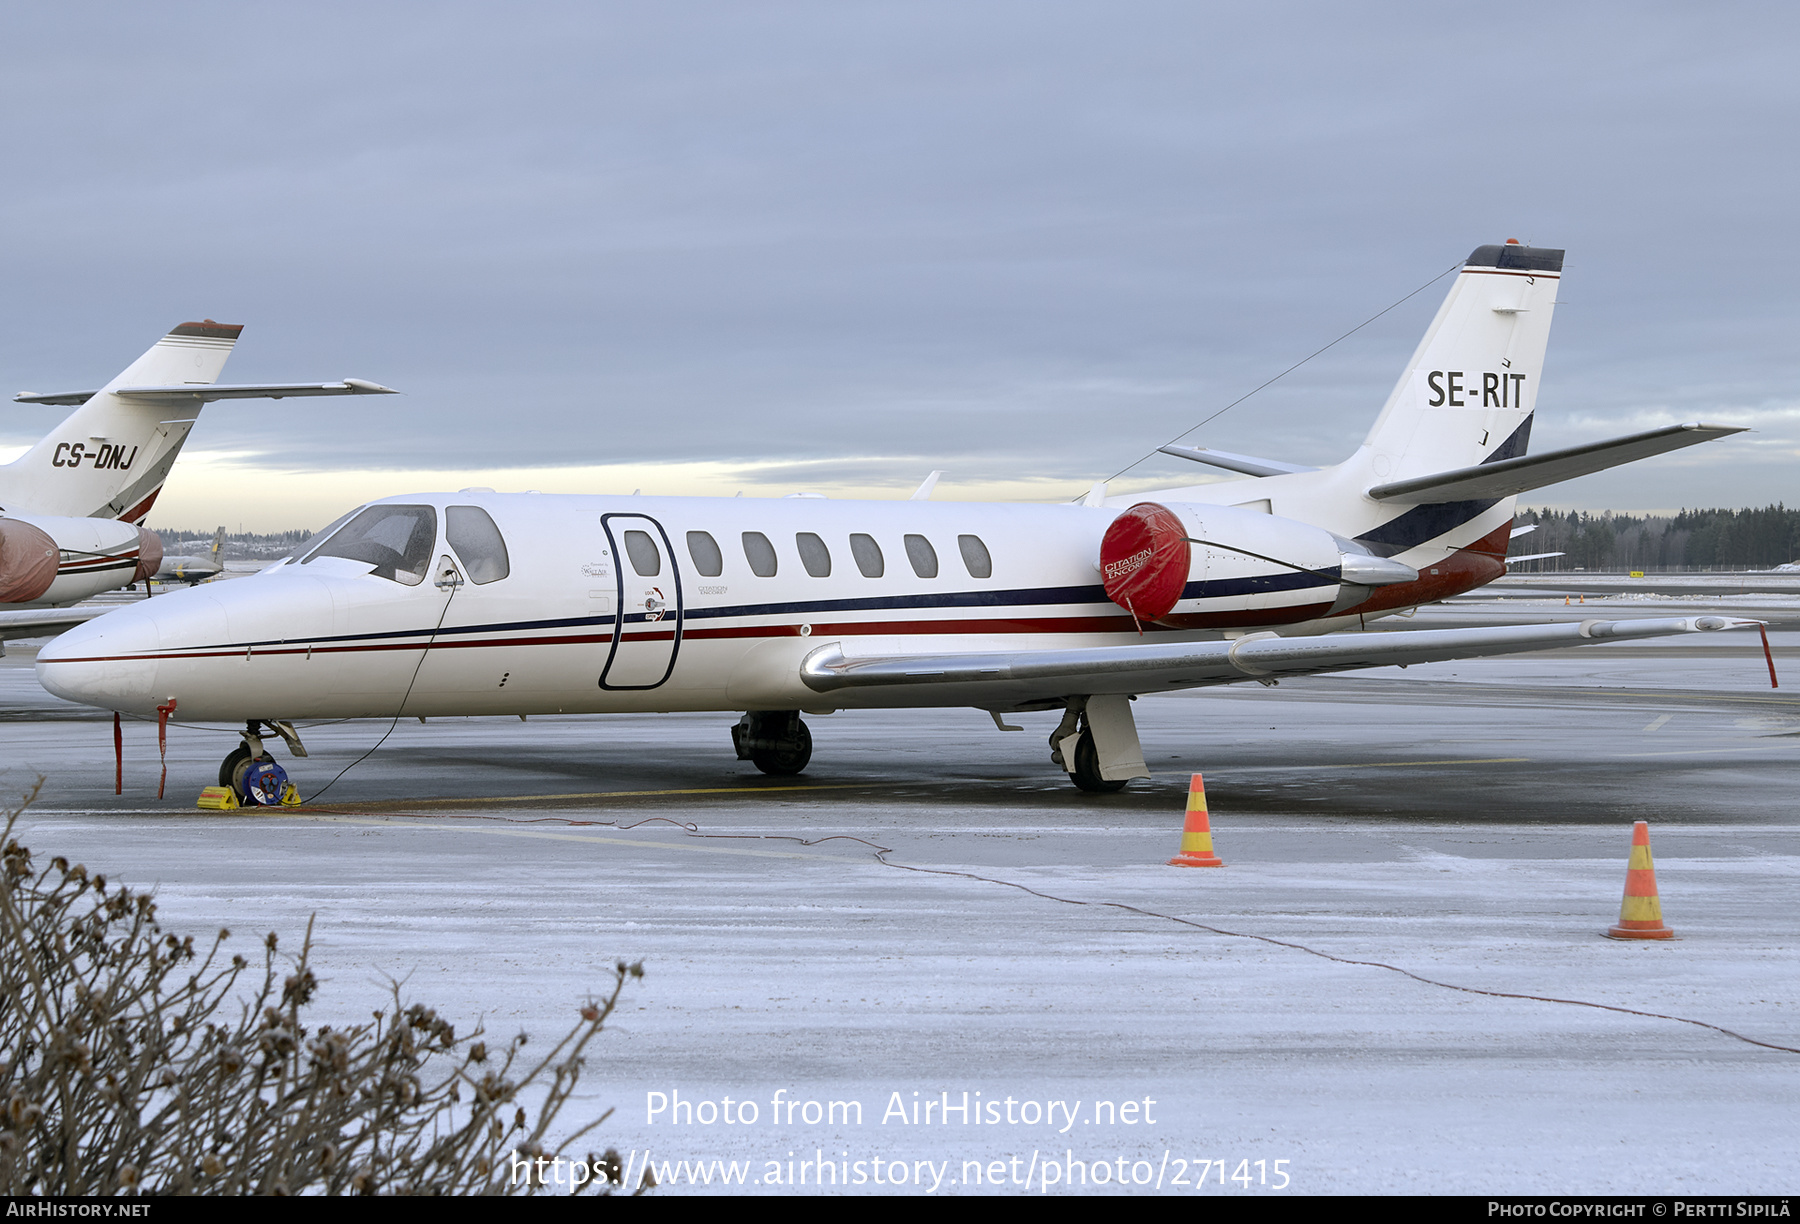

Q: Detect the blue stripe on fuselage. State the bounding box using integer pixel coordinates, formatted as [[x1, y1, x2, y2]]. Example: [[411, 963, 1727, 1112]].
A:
[[159, 568, 1338, 652]]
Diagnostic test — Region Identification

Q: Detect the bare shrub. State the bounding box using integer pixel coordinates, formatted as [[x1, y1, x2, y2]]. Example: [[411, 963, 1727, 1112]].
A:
[[0, 782, 644, 1195]]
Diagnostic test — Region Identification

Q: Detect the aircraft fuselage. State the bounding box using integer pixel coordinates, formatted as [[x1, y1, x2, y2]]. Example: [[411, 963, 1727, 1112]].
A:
[[33, 489, 1500, 722]]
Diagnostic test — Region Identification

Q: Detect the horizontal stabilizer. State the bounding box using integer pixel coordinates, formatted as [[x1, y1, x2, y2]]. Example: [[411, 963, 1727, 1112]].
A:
[[15, 380, 398, 407], [1504, 551, 1565, 565], [0, 606, 108, 642], [1158, 445, 1318, 478], [1367, 423, 1746, 504], [801, 616, 1752, 705]]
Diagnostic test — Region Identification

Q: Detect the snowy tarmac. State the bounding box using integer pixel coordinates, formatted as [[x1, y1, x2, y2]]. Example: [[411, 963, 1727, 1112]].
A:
[[1, 587, 1797, 1195]]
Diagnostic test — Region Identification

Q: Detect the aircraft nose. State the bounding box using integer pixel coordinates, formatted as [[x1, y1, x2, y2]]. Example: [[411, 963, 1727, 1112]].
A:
[[36, 604, 164, 715]]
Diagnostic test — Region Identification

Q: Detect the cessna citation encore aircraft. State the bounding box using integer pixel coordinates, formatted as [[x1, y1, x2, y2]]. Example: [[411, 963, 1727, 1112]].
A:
[[0, 322, 394, 641], [37, 244, 1754, 797]]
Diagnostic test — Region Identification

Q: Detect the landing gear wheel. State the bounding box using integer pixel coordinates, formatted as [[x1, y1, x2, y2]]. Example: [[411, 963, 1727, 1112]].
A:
[[750, 720, 812, 776], [220, 745, 274, 799], [1069, 728, 1128, 793]]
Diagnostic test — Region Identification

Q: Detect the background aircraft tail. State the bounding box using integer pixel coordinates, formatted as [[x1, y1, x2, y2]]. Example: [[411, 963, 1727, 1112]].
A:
[[1, 322, 241, 521]]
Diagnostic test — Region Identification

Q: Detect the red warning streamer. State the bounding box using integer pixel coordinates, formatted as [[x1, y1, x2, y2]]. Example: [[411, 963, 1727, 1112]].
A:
[[155, 699, 177, 800]]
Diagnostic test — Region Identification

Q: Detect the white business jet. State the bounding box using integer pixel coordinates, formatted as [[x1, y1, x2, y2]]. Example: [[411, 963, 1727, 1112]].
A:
[[0, 322, 395, 640], [36, 244, 1751, 796]]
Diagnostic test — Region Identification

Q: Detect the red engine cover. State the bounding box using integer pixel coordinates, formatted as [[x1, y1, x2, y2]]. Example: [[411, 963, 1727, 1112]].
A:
[[0, 519, 59, 603], [1100, 502, 1191, 623]]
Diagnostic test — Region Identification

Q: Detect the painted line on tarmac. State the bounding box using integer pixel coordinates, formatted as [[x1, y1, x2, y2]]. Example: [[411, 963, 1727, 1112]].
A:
[[302, 781, 890, 811], [267, 812, 876, 863], [1613, 743, 1798, 758], [1217, 757, 1529, 771]]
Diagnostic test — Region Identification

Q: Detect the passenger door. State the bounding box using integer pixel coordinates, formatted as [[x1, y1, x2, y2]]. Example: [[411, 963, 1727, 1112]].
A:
[[599, 513, 684, 689]]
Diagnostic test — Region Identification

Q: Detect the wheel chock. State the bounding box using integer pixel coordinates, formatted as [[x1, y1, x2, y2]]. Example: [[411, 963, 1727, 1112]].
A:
[[196, 786, 239, 811], [1606, 820, 1675, 940], [1168, 773, 1224, 867]]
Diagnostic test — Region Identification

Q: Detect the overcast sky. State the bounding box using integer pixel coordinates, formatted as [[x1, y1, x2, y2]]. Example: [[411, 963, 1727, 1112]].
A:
[[2, 2, 1795, 530]]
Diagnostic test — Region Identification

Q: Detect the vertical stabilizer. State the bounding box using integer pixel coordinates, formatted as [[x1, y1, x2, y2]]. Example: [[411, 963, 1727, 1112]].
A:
[[1355, 243, 1562, 483], [1, 322, 241, 520]]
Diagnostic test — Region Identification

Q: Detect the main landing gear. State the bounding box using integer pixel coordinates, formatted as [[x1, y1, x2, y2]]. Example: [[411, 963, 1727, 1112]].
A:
[[732, 710, 813, 776], [1047, 696, 1149, 793], [1049, 709, 1126, 793], [219, 719, 309, 803]]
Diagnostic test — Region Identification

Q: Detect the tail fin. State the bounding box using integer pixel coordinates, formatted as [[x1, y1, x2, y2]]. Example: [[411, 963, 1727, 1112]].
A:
[[210, 526, 225, 558], [1355, 242, 1561, 482], [0, 322, 241, 520]]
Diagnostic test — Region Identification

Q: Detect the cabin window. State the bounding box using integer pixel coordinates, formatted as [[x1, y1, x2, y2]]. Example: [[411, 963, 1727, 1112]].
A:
[[742, 531, 778, 577], [957, 534, 992, 579], [849, 533, 884, 578], [796, 532, 831, 577], [904, 533, 938, 579], [623, 530, 661, 577], [446, 506, 510, 584], [687, 530, 724, 577], [302, 504, 437, 586]]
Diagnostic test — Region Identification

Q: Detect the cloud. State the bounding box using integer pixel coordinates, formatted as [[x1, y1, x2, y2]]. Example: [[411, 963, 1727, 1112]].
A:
[[3, 3, 1797, 522]]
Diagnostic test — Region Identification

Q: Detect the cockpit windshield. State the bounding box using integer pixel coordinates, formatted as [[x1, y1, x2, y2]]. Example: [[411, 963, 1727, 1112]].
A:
[[280, 507, 361, 565], [300, 504, 437, 585]]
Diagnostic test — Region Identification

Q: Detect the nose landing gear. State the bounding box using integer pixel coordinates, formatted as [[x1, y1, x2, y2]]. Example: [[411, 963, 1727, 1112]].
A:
[[219, 719, 309, 804]]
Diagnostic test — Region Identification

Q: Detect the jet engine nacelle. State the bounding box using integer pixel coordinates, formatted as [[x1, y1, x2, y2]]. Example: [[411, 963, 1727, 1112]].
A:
[[1099, 501, 1417, 629], [0, 513, 159, 607]]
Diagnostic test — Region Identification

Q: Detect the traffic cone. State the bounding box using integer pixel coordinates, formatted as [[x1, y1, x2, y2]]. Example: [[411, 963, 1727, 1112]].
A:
[[1606, 821, 1674, 939], [1168, 774, 1224, 867]]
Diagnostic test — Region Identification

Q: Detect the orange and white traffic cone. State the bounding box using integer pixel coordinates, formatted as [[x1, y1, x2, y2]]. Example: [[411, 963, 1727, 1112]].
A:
[[1168, 774, 1224, 867], [1606, 820, 1674, 940]]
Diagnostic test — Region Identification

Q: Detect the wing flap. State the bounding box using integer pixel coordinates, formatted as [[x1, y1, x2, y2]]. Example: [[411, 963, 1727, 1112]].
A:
[[1367, 423, 1746, 504]]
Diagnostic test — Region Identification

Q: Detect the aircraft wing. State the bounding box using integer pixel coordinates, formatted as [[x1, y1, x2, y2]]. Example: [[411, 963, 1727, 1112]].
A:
[[1366, 423, 1745, 504], [14, 380, 397, 407], [0, 606, 110, 642], [800, 615, 1751, 706]]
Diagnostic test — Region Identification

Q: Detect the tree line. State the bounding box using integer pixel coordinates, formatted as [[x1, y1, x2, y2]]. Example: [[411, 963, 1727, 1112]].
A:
[[1512, 506, 1800, 571]]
